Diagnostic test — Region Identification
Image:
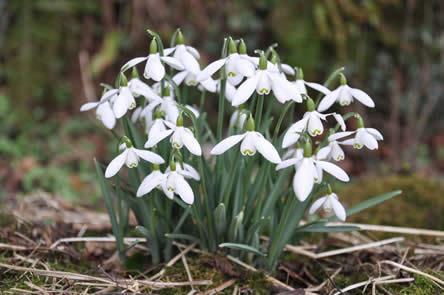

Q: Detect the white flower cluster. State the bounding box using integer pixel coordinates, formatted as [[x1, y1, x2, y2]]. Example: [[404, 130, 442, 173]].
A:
[[81, 32, 383, 222]]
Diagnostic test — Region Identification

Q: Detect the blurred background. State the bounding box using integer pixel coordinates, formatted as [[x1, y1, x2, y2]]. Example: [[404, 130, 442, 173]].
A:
[[1, 0, 443, 228]]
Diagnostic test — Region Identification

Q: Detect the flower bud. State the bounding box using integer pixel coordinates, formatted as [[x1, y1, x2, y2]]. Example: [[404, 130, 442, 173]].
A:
[[259, 53, 267, 70], [245, 115, 255, 131], [119, 73, 128, 86], [169, 160, 176, 171], [296, 68, 304, 80], [149, 37, 158, 54], [239, 39, 247, 54], [131, 67, 139, 79], [228, 37, 237, 55], [176, 29, 185, 45], [355, 114, 364, 128], [122, 136, 133, 148], [176, 112, 184, 127], [303, 139, 312, 157], [306, 97, 315, 112], [339, 73, 347, 85]]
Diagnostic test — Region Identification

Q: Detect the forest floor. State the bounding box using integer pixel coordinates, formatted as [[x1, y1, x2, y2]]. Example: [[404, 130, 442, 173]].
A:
[[1, 192, 444, 294]]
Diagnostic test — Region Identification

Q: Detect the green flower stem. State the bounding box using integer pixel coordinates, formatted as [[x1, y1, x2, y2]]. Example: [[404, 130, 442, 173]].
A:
[[255, 94, 265, 129]]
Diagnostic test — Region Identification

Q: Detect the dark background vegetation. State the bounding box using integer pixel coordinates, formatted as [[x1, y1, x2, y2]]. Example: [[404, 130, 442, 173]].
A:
[[0, 0, 443, 226]]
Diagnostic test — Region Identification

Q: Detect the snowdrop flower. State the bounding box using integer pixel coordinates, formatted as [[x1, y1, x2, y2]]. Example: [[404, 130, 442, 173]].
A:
[[144, 112, 173, 148], [277, 141, 349, 201], [216, 80, 237, 103], [162, 162, 196, 204], [318, 74, 375, 112], [105, 139, 165, 178], [197, 38, 256, 86], [173, 69, 217, 93], [120, 38, 184, 82], [293, 69, 330, 96], [163, 116, 202, 156], [309, 192, 346, 221], [317, 139, 345, 161], [81, 97, 116, 129], [164, 30, 200, 75], [166, 162, 200, 181], [282, 98, 345, 148], [232, 53, 302, 106], [128, 74, 161, 102], [136, 166, 166, 197], [229, 108, 247, 129], [211, 116, 281, 164], [328, 115, 383, 150], [80, 81, 136, 126]]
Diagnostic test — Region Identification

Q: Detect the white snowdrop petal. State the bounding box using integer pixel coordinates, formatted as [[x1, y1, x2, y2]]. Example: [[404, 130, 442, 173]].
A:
[[307, 113, 324, 136], [317, 87, 340, 112], [309, 196, 327, 215], [121, 56, 148, 72], [232, 75, 259, 106], [80, 102, 99, 112], [186, 46, 200, 59], [276, 158, 299, 170], [211, 134, 246, 155], [160, 56, 185, 71], [197, 59, 226, 81], [305, 81, 331, 95], [176, 46, 200, 74], [316, 146, 332, 160], [172, 71, 188, 86], [174, 174, 195, 204], [316, 160, 349, 182], [361, 131, 379, 150], [234, 58, 255, 77], [136, 171, 165, 197], [105, 150, 128, 178], [254, 133, 282, 164], [97, 102, 116, 129], [145, 129, 174, 148], [182, 163, 200, 181], [350, 88, 375, 108], [366, 128, 384, 140], [181, 129, 202, 156], [134, 149, 165, 164], [293, 158, 315, 201], [330, 196, 347, 221], [145, 54, 165, 81]]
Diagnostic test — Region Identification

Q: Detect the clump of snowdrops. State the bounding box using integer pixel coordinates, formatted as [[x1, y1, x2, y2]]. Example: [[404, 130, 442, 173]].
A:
[[81, 29, 400, 271]]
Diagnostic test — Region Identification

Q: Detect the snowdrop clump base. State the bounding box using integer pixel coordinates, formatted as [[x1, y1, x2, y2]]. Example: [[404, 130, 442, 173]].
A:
[[83, 29, 401, 271]]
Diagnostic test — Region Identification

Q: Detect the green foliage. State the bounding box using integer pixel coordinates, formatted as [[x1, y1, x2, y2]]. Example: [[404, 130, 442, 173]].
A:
[[338, 175, 444, 229]]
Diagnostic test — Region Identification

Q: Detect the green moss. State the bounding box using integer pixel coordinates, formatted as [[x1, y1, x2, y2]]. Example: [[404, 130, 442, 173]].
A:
[[338, 175, 444, 229], [387, 272, 444, 294], [0, 211, 15, 228]]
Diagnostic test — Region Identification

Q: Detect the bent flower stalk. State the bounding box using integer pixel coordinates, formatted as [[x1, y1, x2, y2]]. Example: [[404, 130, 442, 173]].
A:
[[82, 29, 399, 271]]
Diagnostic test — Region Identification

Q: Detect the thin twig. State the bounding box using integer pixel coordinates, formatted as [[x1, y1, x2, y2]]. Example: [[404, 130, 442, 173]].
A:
[[329, 223, 444, 237], [380, 260, 444, 287]]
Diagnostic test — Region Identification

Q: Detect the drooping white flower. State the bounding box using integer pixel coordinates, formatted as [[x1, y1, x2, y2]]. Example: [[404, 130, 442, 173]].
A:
[[232, 54, 302, 106], [80, 85, 134, 127], [162, 167, 195, 204], [120, 38, 184, 82], [211, 116, 281, 164], [309, 193, 346, 221], [229, 109, 247, 129], [293, 69, 330, 96], [173, 69, 217, 93], [163, 120, 202, 156], [317, 139, 345, 161], [144, 116, 173, 148], [128, 76, 161, 101], [164, 31, 201, 75], [318, 74, 375, 112], [105, 141, 165, 178], [165, 162, 200, 181], [196, 38, 256, 86], [282, 99, 346, 148], [217, 80, 237, 103], [330, 127, 383, 150], [277, 143, 349, 201], [136, 168, 166, 197]]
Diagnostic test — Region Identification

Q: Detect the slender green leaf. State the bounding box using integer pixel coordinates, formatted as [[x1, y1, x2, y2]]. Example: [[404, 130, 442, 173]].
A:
[[219, 243, 266, 256]]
